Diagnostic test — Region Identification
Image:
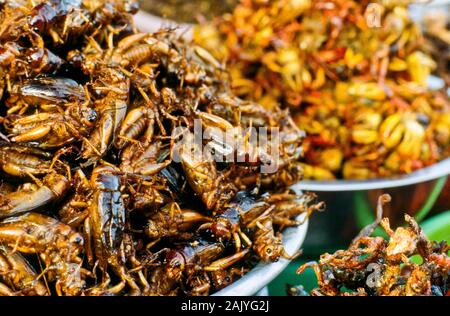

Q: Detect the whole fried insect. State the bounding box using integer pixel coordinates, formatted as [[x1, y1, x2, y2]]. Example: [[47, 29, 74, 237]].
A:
[[209, 266, 247, 292], [199, 204, 251, 252], [4, 105, 96, 148], [179, 132, 237, 212], [3, 78, 97, 149], [163, 240, 225, 282], [81, 67, 129, 164], [147, 239, 248, 295], [183, 250, 248, 296], [0, 212, 84, 295], [144, 202, 210, 240], [198, 190, 266, 251], [110, 32, 182, 68], [127, 174, 170, 211], [252, 216, 296, 263], [0, 42, 64, 84], [116, 102, 173, 176], [84, 165, 140, 295], [0, 245, 49, 296], [5, 77, 85, 114], [196, 110, 265, 171], [120, 140, 171, 176], [269, 192, 325, 228], [115, 105, 156, 151]]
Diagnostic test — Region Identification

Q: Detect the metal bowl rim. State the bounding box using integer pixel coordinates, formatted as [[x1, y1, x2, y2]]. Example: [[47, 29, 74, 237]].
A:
[[293, 158, 450, 192]]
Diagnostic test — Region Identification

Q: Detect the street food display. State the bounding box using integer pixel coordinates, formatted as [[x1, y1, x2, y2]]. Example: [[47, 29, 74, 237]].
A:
[[0, 0, 448, 298]]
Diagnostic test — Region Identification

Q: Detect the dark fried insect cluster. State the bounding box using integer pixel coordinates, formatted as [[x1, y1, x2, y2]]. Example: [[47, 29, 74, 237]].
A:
[[290, 195, 450, 296], [0, 0, 320, 296]]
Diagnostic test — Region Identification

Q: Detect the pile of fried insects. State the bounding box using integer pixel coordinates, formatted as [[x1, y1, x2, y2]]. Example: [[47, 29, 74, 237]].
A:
[[0, 0, 323, 295], [194, 0, 450, 180], [288, 194, 450, 296]]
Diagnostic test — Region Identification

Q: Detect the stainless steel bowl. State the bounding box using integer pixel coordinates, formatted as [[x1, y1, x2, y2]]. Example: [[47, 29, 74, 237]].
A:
[[294, 159, 450, 252]]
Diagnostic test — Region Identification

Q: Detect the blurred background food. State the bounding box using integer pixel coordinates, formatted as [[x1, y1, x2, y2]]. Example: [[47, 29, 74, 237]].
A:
[[139, 0, 237, 23], [191, 0, 450, 180]]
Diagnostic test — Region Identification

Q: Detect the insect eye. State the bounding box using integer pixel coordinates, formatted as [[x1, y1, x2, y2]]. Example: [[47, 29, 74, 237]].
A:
[[171, 259, 181, 268], [70, 234, 84, 246], [82, 109, 97, 123]]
